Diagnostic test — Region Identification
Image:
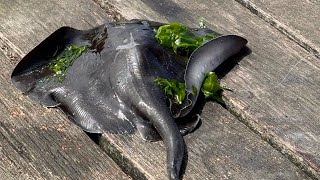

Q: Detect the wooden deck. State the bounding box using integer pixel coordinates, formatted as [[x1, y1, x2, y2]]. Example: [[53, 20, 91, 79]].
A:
[[0, 0, 319, 179]]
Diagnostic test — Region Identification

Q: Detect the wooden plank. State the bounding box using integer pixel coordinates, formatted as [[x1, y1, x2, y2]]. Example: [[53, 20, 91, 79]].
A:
[[234, 0, 320, 58], [0, 51, 129, 179], [105, 0, 320, 178], [0, 0, 129, 179], [0, 0, 107, 54]]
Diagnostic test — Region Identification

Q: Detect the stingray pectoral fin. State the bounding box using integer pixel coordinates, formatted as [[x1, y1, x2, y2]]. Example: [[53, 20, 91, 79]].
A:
[[50, 87, 136, 134], [177, 35, 248, 117], [11, 26, 82, 106]]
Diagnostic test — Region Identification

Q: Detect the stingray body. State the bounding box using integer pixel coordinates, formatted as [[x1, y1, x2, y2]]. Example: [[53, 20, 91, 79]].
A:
[[11, 20, 247, 180]]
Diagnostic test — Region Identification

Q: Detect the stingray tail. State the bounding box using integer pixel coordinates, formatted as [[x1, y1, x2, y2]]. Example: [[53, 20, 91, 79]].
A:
[[155, 113, 185, 180], [138, 103, 185, 180]]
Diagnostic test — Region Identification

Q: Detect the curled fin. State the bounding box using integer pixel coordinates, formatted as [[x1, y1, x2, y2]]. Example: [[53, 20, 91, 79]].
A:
[[177, 35, 248, 117], [11, 27, 81, 106]]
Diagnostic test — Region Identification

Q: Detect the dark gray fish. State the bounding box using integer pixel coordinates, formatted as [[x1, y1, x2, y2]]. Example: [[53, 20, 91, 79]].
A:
[[11, 20, 247, 180]]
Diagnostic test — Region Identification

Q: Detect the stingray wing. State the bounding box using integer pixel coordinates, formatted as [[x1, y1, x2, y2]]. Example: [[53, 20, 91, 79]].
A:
[[11, 25, 137, 134]]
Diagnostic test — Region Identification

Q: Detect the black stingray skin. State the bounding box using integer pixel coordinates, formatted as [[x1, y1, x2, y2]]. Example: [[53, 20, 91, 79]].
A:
[[177, 35, 248, 117], [11, 20, 247, 180]]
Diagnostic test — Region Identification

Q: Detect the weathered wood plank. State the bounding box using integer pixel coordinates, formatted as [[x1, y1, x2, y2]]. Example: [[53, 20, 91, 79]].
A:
[[235, 0, 320, 58], [0, 0, 107, 55], [0, 0, 129, 179], [105, 0, 320, 178], [0, 51, 129, 179]]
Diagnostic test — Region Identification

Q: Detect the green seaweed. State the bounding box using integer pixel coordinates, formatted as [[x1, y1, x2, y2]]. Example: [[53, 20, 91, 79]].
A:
[[50, 45, 88, 82], [201, 72, 224, 104], [154, 78, 186, 105], [154, 23, 224, 106], [155, 72, 224, 106], [155, 22, 217, 57]]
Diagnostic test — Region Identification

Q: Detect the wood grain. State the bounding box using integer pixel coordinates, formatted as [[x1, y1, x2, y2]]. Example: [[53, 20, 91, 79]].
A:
[[235, 0, 320, 58], [0, 0, 107, 55]]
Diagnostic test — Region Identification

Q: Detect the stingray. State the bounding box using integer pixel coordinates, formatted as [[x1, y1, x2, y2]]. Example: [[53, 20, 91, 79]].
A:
[[11, 20, 247, 180]]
